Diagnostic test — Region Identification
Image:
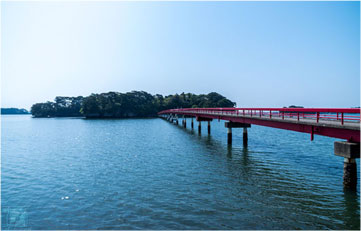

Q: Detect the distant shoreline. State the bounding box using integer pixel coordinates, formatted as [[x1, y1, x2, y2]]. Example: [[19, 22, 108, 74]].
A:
[[1, 108, 30, 115], [30, 116, 158, 119]]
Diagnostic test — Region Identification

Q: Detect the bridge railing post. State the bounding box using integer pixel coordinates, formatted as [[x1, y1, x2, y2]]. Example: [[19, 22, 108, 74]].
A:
[[341, 113, 344, 125]]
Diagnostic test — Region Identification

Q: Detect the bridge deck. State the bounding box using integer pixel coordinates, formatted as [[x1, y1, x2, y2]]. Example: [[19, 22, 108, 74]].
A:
[[159, 108, 360, 142], [191, 111, 360, 130]]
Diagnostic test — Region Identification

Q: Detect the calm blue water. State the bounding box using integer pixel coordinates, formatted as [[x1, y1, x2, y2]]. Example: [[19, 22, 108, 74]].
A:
[[1, 115, 360, 230]]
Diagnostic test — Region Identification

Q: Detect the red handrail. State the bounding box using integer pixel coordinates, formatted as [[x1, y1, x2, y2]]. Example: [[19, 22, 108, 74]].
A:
[[160, 107, 360, 113], [158, 107, 360, 125]]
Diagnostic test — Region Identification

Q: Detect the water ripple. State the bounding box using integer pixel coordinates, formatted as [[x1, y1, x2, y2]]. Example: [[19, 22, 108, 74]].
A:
[[1, 115, 360, 229]]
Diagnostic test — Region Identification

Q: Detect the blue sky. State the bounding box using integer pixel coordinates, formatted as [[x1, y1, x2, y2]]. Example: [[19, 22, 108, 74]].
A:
[[1, 1, 360, 109]]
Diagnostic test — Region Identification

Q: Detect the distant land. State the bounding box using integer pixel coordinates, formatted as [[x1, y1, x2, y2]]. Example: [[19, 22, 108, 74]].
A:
[[30, 91, 236, 118], [283, 105, 304, 108], [1, 108, 30, 115]]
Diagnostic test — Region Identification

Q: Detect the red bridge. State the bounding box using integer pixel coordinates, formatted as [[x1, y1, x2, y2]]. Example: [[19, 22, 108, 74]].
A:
[[158, 107, 360, 190]]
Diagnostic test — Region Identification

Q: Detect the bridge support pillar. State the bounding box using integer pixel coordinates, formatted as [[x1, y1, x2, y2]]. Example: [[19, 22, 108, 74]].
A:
[[343, 158, 357, 190], [183, 118, 187, 128], [334, 141, 360, 190], [225, 122, 251, 146], [243, 127, 248, 147], [196, 117, 212, 135], [227, 127, 232, 145], [208, 121, 211, 135], [191, 118, 194, 130], [198, 121, 201, 135]]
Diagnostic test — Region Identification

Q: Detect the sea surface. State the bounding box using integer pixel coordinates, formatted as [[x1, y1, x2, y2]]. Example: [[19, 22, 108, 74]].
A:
[[1, 115, 360, 230]]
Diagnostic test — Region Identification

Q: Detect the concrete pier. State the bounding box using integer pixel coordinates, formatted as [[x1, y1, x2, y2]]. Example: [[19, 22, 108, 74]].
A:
[[208, 121, 211, 135], [191, 118, 194, 129], [343, 158, 357, 190], [334, 141, 360, 190], [227, 127, 232, 145], [243, 127, 248, 147], [198, 121, 201, 134], [225, 122, 251, 146], [196, 117, 213, 135], [183, 119, 187, 128]]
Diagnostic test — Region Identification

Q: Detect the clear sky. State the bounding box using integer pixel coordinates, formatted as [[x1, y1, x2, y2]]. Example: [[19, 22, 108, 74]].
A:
[[1, 1, 360, 110]]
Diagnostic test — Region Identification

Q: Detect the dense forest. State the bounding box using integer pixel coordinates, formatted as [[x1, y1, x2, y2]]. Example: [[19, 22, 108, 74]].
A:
[[31, 96, 84, 117], [31, 91, 236, 118], [1, 108, 30, 114]]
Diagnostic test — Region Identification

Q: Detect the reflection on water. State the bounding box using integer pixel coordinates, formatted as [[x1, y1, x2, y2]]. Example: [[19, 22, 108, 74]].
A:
[[1, 115, 360, 230], [343, 190, 360, 229]]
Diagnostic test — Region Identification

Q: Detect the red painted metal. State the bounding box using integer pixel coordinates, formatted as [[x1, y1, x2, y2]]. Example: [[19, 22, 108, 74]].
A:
[[160, 107, 360, 113], [159, 107, 360, 142]]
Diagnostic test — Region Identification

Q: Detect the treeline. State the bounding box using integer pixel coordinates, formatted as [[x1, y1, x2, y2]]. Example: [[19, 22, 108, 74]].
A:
[[31, 96, 84, 117], [31, 91, 236, 118]]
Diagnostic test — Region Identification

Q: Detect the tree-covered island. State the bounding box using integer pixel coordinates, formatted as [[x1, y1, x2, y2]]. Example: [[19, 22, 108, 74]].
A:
[[31, 91, 236, 118]]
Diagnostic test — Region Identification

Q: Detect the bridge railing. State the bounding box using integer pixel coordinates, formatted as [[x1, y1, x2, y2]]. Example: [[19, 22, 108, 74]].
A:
[[158, 108, 360, 125]]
